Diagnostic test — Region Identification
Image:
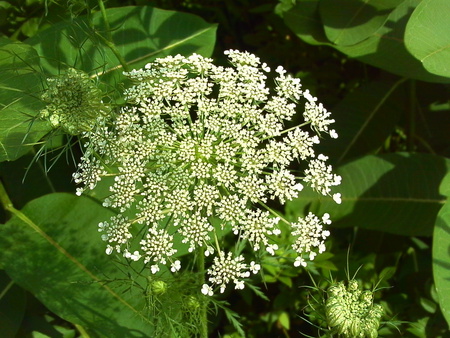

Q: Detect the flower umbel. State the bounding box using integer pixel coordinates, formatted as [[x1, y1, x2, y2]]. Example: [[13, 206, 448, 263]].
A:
[[40, 68, 109, 135], [326, 280, 384, 337], [73, 50, 341, 294]]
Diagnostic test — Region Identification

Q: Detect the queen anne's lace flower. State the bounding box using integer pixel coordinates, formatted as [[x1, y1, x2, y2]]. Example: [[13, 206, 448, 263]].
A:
[[98, 215, 132, 255], [291, 212, 332, 267], [68, 50, 341, 295], [205, 251, 253, 293]]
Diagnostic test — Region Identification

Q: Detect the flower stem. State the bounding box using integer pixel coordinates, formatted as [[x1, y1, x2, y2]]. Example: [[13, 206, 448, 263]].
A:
[[197, 246, 209, 338], [0, 180, 13, 218], [95, 0, 130, 73]]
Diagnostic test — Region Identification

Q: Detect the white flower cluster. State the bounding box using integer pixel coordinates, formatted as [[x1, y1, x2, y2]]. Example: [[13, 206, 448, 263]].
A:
[[73, 50, 341, 295]]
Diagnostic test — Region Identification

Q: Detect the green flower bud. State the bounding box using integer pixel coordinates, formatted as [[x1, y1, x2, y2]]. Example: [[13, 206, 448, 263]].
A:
[[360, 290, 373, 304], [349, 319, 361, 337], [151, 280, 167, 295], [367, 326, 379, 338], [325, 279, 384, 337], [347, 279, 359, 292], [185, 295, 200, 310], [40, 68, 109, 135]]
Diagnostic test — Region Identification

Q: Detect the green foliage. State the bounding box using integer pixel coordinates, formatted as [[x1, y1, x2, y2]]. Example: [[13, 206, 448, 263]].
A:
[[433, 170, 450, 326], [0, 38, 49, 161], [0, 193, 155, 336], [289, 153, 450, 236], [320, 0, 405, 46], [279, 0, 450, 83], [405, 0, 450, 78], [26, 6, 217, 85]]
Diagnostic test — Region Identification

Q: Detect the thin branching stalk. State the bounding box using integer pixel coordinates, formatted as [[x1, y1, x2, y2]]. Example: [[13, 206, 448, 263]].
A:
[[197, 246, 209, 338]]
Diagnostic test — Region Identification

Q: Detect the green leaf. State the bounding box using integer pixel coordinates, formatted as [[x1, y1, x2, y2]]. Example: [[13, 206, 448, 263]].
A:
[[26, 6, 217, 84], [278, 311, 290, 330], [320, 0, 405, 46], [378, 266, 396, 282], [305, 153, 450, 236], [433, 170, 450, 328], [282, 0, 450, 82], [0, 193, 155, 336], [0, 38, 50, 162], [334, 0, 450, 82], [318, 80, 404, 165], [281, 0, 329, 45], [405, 0, 450, 78], [419, 297, 437, 314]]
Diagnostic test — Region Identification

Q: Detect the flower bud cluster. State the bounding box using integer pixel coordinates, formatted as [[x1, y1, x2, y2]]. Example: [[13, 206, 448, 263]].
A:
[[69, 50, 341, 295], [326, 280, 384, 337], [40, 68, 109, 135]]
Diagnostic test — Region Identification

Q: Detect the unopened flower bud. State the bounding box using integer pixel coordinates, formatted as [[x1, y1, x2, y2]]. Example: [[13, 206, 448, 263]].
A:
[[151, 280, 167, 295]]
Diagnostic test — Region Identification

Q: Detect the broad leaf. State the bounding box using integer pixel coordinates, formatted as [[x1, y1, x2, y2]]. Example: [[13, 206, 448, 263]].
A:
[[0, 193, 155, 336], [0, 38, 50, 162], [26, 6, 217, 85], [281, 0, 450, 83], [405, 0, 450, 78], [433, 170, 450, 327], [320, 0, 405, 46], [282, 0, 329, 46], [318, 80, 404, 165], [287, 153, 450, 236]]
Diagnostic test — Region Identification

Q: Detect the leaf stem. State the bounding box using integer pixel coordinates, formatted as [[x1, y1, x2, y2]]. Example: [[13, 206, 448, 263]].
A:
[[74, 324, 91, 338], [96, 0, 130, 72], [197, 246, 209, 338], [407, 80, 416, 152], [0, 180, 14, 218]]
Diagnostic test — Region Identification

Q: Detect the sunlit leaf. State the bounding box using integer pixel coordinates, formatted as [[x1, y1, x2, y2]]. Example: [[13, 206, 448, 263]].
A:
[[405, 0, 450, 78], [433, 170, 450, 327], [320, 0, 405, 46], [282, 0, 450, 83], [26, 6, 217, 86], [0, 193, 155, 336], [0, 38, 50, 162]]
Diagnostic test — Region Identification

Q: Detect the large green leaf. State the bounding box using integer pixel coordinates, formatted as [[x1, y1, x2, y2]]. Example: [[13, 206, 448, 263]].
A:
[[26, 6, 217, 83], [405, 0, 450, 78], [433, 169, 450, 327], [0, 193, 155, 336], [287, 153, 450, 236], [0, 38, 50, 162], [317, 80, 404, 165], [282, 0, 329, 46], [320, 0, 405, 46], [281, 0, 450, 83]]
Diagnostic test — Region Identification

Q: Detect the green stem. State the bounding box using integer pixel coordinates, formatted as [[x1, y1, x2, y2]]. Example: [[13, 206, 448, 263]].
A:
[[407, 80, 416, 152], [97, 0, 112, 42], [0, 180, 14, 218], [0, 279, 14, 299], [258, 200, 290, 225], [75, 324, 91, 338], [197, 246, 209, 338], [95, 0, 130, 73]]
